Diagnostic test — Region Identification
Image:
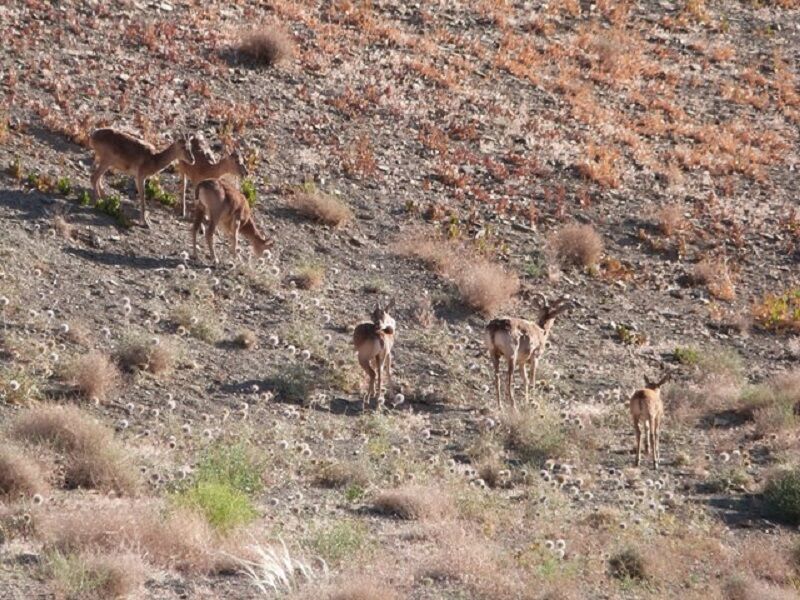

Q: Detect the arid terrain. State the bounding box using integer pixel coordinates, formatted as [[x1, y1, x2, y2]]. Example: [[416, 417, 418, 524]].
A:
[[1, 1, 799, 599]]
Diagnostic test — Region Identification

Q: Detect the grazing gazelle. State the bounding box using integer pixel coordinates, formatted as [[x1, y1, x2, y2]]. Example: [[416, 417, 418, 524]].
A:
[[176, 135, 248, 218], [89, 128, 195, 228], [353, 300, 396, 409], [630, 372, 669, 470], [485, 294, 572, 410], [192, 179, 271, 264]]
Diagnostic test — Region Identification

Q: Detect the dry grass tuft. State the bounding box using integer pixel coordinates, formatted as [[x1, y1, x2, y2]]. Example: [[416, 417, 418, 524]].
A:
[[656, 203, 685, 236], [61, 351, 120, 401], [0, 443, 49, 500], [608, 547, 649, 581], [313, 460, 369, 489], [326, 578, 403, 600], [293, 263, 325, 290], [38, 498, 227, 573], [288, 191, 353, 227], [724, 576, 799, 600], [453, 259, 519, 316], [549, 224, 604, 268], [235, 329, 258, 349], [11, 405, 139, 495], [116, 335, 174, 375], [737, 370, 800, 435], [692, 258, 736, 301], [53, 214, 75, 240], [49, 551, 145, 600], [395, 233, 518, 314], [373, 486, 453, 521], [238, 24, 295, 66]]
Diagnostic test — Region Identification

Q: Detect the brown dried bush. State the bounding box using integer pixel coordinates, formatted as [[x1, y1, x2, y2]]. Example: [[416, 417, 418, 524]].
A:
[[116, 335, 174, 375], [293, 263, 325, 290], [288, 191, 353, 227], [656, 203, 685, 236], [549, 224, 604, 268], [313, 460, 369, 489], [0, 443, 48, 500], [724, 576, 798, 600], [238, 25, 295, 66], [234, 329, 257, 349], [692, 258, 736, 301], [393, 235, 458, 275], [327, 579, 402, 600], [373, 486, 453, 521], [61, 350, 120, 401], [50, 551, 145, 600], [38, 499, 226, 573], [453, 259, 519, 316], [11, 405, 139, 495]]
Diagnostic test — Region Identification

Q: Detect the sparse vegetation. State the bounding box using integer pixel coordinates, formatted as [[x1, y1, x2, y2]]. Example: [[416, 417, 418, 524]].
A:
[[503, 409, 567, 467], [763, 469, 800, 525], [753, 289, 800, 333], [608, 548, 649, 581], [549, 224, 604, 268], [235, 328, 257, 349], [49, 551, 145, 600], [736, 370, 800, 434], [172, 303, 223, 343], [238, 24, 295, 66], [453, 258, 519, 316], [293, 262, 325, 290], [692, 258, 736, 301], [373, 486, 453, 521], [0, 443, 49, 500], [241, 178, 257, 207], [10, 405, 139, 495], [311, 519, 367, 564], [313, 460, 369, 489], [288, 190, 353, 227], [144, 176, 176, 207], [61, 351, 120, 401], [116, 334, 175, 375], [656, 203, 685, 236]]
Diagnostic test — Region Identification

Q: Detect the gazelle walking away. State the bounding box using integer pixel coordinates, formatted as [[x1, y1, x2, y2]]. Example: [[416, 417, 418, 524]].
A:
[[485, 294, 572, 410], [89, 128, 195, 228], [192, 179, 271, 264], [176, 135, 249, 218], [353, 300, 396, 409], [629, 372, 669, 470]]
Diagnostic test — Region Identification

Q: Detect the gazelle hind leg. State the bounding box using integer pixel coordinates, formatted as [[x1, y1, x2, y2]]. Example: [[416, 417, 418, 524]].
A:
[[358, 355, 377, 409]]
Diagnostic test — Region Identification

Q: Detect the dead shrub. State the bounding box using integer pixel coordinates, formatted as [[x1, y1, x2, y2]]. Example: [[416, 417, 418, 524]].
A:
[[549, 224, 604, 268], [11, 405, 139, 495], [724, 576, 798, 600], [49, 551, 145, 600], [736, 370, 800, 435], [608, 547, 649, 581], [453, 259, 519, 316], [656, 203, 685, 236], [61, 351, 120, 401], [393, 234, 458, 275], [313, 460, 369, 489], [293, 263, 325, 290], [327, 578, 402, 600], [38, 499, 224, 573], [373, 486, 453, 521], [53, 215, 75, 240], [288, 191, 353, 227], [0, 443, 49, 500], [691, 258, 736, 301], [238, 24, 294, 66], [116, 335, 174, 375], [64, 321, 91, 346], [234, 329, 257, 349]]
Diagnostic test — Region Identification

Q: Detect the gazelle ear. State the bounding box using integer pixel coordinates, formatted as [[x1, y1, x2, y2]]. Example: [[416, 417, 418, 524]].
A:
[[656, 372, 671, 388], [374, 301, 382, 313], [644, 375, 653, 388]]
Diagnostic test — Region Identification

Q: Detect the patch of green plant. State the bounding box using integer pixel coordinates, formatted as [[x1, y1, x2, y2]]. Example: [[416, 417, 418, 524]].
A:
[[296, 180, 316, 194], [706, 467, 750, 493], [241, 178, 257, 207], [77, 190, 92, 206], [0, 368, 39, 404], [311, 519, 367, 564], [615, 324, 646, 346], [763, 469, 800, 525], [753, 288, 800, 333], [57, 177, 72, 196], [95, 195, 130, 228], [344, 484, 365, 503], [144, 177, 176, 207], [270, 363, 315, 404], [503, 410, 567, 468], [175, 480, 256, 532], [193, 442, 264, 497], [674, 346, 700, 365], [171, 303, 222, 343], [48, 551, 113, 599]]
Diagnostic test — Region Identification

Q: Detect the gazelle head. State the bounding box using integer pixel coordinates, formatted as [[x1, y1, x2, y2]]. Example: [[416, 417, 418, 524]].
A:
[[644, 372, 670, 391], [371, 299, 396, 332], [532, 293, 573, 329], [229, 148, 249, 178], [176, 134, 195, 165]]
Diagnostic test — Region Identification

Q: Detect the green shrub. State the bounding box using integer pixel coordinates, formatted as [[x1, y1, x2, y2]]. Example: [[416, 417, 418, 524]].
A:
[[95, 195, 130, 228], [503, 409, 567, 467], [763, 469, 800, 525], [312, 520, 367, 564], [57, 177, 72, 195], [673, 346, 700, 365], [78, 190, 91, 206], [175, 481, 255, 533], [144, 177, 176, 207], [194, 443, 264, 496], [241, 179, 257, 207]]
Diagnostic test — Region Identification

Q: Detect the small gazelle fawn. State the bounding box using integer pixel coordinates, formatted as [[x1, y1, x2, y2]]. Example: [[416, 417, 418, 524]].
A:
[[192, 179, 272, 264], [629, 372, 669, 470], [353, 300, 396, 409], [176, 135, 249, 218], [485, 294, 572, 410], [89, 128, 194, 228]]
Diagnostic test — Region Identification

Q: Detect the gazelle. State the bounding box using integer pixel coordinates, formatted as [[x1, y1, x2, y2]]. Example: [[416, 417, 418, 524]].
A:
[[629, 372, 669, 470], [192, 179, 271, 264], [89, 128, 194, 228], [176, 135, 248, 218], [485, 294, 572, 410], [353, 300, 396, 409]]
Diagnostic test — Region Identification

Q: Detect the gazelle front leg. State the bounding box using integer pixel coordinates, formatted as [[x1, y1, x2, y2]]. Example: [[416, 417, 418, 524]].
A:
[[181, 175, 189, 218], [136, 176, 151, 228], [231, 221, 241, 262], [491, 351, 502, 409], [506, 357, 517, 411], [374, 355, 385, 404], [190, 208, 205, 261], [651, 417, 659, 470], [519, 361, 530, 405], [205, 220, 218, 265], [634, 418, 642, 467], [385, 352, 392, 395], [530, 356, 540, 400], [91, 160, 111, 201]]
